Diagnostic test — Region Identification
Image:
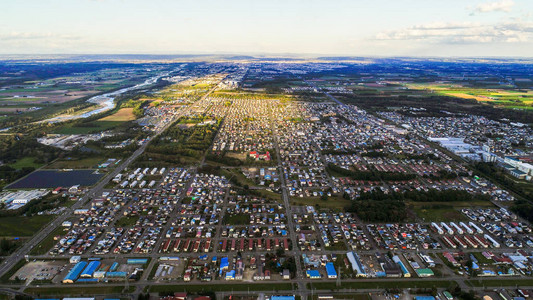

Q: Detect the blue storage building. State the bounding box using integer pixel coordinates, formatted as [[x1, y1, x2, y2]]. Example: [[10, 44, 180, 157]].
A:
[[127, 258, 148, 265], [80, 261, 100, 278], [109, 262, 119, 272], [106, 271, 127, 278], [325, 262, 337, 279], [62, 261, 88, 283]]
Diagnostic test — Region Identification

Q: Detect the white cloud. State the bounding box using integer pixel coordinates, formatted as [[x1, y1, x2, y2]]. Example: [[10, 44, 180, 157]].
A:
[[375, 21, 533, 44], [474, 0, 514, 13]]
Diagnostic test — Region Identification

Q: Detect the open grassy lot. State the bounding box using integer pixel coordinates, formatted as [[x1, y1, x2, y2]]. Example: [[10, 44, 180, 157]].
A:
[[413, 207, 466, 222], [8, 157, 43, 170], [291, 195, 350, 210], [223, 214, 250, 225], [468, 278, 533, 287], [53, 120, 122, 134], [115, 215, 140, 227], [45, 156, 106, 169], [0, 215, 53, 237], [410, 200, 494, 222], [308, 280, 456, 290], [29, 225, 66, 255], [149, 283, 295, 293], [25, 285, 133, 296], [98, 107, 136, 122]]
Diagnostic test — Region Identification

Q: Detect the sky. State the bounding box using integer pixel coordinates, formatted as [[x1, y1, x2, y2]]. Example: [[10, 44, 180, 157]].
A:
[[1, 0, 532, 57]]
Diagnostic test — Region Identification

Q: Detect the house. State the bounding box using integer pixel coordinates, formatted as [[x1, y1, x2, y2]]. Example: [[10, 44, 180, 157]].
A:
[[282, 269, 291, 280]]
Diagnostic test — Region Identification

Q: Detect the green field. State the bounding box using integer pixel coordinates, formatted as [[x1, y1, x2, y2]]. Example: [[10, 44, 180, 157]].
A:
[[468, 278, 533, 287], [8, 157, 43, 170], [45, 156, 106, 169], [413, 207, 466, 222], [115, 215, 140, 227], [410, 200, 494, 222], [0, 215, 53, 237], [29, 225, 65, 255], [291, 195, 350, 210], [223, 214, 250, 225], [308, 280, 456, 290], [405, 83, 533, 110], [53, 120, 122, 134], [25, 285, 133, 296]]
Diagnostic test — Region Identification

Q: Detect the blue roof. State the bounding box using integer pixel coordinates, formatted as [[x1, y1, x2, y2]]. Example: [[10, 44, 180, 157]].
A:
[[63, 261, 87, 282], [325, 262, 337, 276], [220, 257, 229, 275], [271, 297, 295, 300], [225, 270, 236, 278], [415, 297, 436, 300], [106, 271, 127, 278], [306, 270, 320, 277], [81, 261, 100, 277], [127, 258, 148, 264], [76, 278, 99, 283], [109, 262, 119, 272]]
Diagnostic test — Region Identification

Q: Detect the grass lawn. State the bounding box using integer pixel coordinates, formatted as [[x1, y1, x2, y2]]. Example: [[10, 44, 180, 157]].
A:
[[413, 207, 466, 222], [291, 195, 350, 211], [149, 283, 295, 293], [115, 215, 140, 227], [0, 215, 53, 237], [53, 121, 122, 134], [29, 225, 66, 255], [308, 280, 456, 290], [25, 285, 132, 296], [410, 200, 494, 222], [7, 157, 43, 170], [468, 278, 533, 287], [223, 214, 250, 225], [45, 157, 105, 169]]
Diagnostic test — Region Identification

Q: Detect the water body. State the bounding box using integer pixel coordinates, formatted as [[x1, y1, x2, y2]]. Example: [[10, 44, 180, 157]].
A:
[[44, 71, 171, 124]]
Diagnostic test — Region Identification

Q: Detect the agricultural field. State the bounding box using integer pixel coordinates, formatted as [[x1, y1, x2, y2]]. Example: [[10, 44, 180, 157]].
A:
[[405, 83, 533, 110], [98, 107, 136, 122]]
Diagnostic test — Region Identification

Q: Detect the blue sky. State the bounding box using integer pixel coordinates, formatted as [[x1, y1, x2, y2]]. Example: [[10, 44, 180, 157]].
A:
[[1, 0, 532, 56]]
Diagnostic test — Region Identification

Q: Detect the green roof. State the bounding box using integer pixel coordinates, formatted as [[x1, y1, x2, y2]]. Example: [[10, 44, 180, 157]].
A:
[[416, 268, 434, 276]]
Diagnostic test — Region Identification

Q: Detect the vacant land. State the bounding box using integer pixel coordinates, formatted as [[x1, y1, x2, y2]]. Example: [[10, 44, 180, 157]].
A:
[[45, 157, 106, 169], [0, 215, 53, 237], [99, 107, 136, 122], [29, 226, 66, 255], [8, 157, 43, 170], [53, 120, 122, 134]]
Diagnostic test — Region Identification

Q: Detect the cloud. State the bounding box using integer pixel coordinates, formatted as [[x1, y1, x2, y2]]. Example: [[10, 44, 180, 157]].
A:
[[474, 0, 514, 13], [0, 32, 80, 41], [375, 21, 533, 44]]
